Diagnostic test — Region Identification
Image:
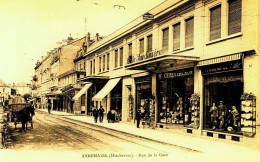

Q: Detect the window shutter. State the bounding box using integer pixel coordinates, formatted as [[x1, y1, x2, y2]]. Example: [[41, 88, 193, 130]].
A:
[[128, 43, 132, 57], [162, 28, 169, 53], [90, 61, 92, 75], [173, 23, 180, 51], [99, 57, 101, 72], [228, 0, 241, 35], [107, 53, 110, 70], [114, 50, 118, 68], [185, 17, 194, 48], [147, 35, 153, 52], [210, 5, 221, 41], [120, 47, 123, 67], [103, 55, 105, 71], [139, 39, 144, 54]]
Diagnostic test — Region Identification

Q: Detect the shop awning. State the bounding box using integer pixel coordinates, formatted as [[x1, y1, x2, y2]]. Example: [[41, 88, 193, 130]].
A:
[[197, 53, 241, 67], [72, 82, 92, 100], [92, 78, 121, 101]]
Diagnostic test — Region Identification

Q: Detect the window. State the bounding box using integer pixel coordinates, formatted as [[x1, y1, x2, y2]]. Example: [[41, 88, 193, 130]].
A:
[[114, 49, 118, 68], [3, 88, 5, 92], [99, 57, 102, 72], [228, 0, 241, 35], [90, 61, 92, 75], [93, 59, 95, 74], [185, 17, 194, 48], [103, 55, 105, 71], [120, 47, 123, 67], [107, 53, 110, 70], [139, 38, 144, 54], [173, 23, 181, 51], [128, 43, 132, 57], [83, 62, 85, 70], [147, 35, 153, 52], [210, 5, 221, 41], [162, 28, 169, 52]]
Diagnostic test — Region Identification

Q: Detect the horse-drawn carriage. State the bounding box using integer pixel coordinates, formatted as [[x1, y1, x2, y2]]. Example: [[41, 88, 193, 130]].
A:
[[8, 97, 35, 130]]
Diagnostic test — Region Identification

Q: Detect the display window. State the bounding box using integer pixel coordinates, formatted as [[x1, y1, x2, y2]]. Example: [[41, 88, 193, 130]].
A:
[[158, 69, 194, 125], [203, 70, 243, 134], [135, 76, 154, 121], [110, 81, 122, 121]]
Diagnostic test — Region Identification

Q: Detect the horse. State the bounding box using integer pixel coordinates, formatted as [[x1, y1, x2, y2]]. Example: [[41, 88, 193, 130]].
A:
[[18, 106, 35, 131]]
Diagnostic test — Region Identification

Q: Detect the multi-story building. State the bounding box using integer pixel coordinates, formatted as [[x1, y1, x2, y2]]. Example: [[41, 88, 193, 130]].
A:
[[11, 82, 31, 96], [73, 0, 260, 146], [0, 80, 12, 104]]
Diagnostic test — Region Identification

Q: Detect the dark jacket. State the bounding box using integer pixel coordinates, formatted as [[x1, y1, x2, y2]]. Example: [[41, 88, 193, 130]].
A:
[[135, 112, 141, 120]]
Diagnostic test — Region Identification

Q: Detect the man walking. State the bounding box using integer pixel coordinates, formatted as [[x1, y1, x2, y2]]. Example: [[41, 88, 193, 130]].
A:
[[93, 106, 98, 123], [47, 100, 51, 114], [135, 109, 141, 128], [99, 105, 104, 123]]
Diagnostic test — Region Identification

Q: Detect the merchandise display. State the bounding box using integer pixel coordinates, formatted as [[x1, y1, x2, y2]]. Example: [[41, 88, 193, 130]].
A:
[[240, 93, 256, 136]]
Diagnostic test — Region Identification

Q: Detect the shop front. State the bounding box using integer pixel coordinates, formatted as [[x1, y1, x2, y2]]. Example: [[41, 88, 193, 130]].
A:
[[135, 76, 155, 124], [157, 68, 194, 126], [202, 60, 244, 135]]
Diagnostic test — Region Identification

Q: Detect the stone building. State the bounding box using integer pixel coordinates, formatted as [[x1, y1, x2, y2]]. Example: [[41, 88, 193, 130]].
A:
[[73, 0, 260, 147]]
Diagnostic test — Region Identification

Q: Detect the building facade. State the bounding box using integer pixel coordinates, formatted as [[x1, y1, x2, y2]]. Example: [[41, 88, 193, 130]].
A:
[[71, 0, 260, 146]]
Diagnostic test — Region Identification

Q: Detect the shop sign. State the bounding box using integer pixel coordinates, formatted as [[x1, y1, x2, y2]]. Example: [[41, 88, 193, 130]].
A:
[[130, 50, 162, 64], [135, 76, 152, 83], [158, 69, 194, 80], [202, 60, 242, 75]]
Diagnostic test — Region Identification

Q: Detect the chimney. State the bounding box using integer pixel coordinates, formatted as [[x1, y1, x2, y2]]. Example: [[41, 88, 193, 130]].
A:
[[95, 33, 99, 42], [82, 42, 87, 53], [67, 33, 74, 44]]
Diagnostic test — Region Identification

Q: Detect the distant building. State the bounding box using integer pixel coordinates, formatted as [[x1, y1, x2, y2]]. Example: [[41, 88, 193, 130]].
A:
[[0, 80, 11, 103]]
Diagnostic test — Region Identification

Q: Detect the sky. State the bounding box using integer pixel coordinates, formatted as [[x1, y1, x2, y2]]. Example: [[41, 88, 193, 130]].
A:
[[0, 0, 165, 84]]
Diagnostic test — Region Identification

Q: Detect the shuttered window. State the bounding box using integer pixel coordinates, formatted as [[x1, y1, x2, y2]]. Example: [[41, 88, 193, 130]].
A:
[[120, 47, 123, 67], [210, 5, 221, 41], [103, 55, 105, 71], [128, 43, 132, 57], [147, 35, 153, 52], [139, 38, 144, 54], [162, 28, 169, 53], [173, 23, 180, 51], [185, 17, 194, 48], [99, 57, 102, 72], [107, 53, 110, 70], [90, 61, 92, 75], [114, 49, 118, 68], [228, 0, 241, 35], [93, 59, 95, 74]]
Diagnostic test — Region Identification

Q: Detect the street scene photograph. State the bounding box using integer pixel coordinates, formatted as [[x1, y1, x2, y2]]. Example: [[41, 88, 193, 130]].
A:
[[0, 0, 260, 161]]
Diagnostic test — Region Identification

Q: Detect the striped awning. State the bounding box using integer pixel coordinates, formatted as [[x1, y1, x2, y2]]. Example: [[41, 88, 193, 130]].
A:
[[72, 82, 92, 100], [197, 53, 241, 66], [92, 78, 121, 101]]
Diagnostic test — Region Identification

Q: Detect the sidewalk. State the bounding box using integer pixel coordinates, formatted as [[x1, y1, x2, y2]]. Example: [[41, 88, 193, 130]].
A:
[[38, 109, 260, 159]]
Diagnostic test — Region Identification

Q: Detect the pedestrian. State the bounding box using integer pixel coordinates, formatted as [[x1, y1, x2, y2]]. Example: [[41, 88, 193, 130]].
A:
[[47, 100, 51, 114], [93, 106, 98, 123], [107, 110, 112, 123], [98, 105, 104, 123], [135, 109, 141, 128]]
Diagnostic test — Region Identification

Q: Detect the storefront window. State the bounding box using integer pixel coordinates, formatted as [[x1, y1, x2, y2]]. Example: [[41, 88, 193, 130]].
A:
[[135, 76, 154, 121], [158, 69, 194, 125], [203, 71, 243, 133]]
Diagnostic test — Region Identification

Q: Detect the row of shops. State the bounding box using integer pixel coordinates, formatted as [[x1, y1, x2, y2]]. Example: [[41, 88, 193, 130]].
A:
[[53, 51, 255, 142]]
